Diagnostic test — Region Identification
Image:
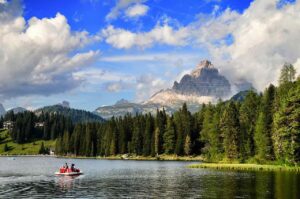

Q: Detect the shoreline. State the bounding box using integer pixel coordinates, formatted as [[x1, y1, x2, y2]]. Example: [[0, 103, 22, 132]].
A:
[[188, 163, 300, 172], [0, 154, 204, 161], [55, 154, 204, 161]]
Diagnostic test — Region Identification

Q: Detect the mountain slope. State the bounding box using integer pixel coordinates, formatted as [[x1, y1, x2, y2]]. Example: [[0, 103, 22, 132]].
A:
[[94, 100, 175, 119], [8, 107, 27, 114], [36, 105, 104, 123]]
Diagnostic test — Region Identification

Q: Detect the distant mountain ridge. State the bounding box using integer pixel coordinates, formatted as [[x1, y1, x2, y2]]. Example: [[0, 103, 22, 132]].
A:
[[35, 103, 104, 123], [94, 100, 174, 119], [8, 107, 27, 114]]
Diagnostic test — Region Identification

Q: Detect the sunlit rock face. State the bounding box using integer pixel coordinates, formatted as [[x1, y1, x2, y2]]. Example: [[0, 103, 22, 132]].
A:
[[172, 60, 231, 97]]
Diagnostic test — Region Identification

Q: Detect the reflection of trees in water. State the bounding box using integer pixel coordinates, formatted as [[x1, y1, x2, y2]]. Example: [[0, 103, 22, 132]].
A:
[[199, 171, 300, 198], [274, 172, 300, 199]]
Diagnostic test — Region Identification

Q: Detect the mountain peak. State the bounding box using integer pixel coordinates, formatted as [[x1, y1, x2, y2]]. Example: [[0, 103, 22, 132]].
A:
[[198, 60, 214, 68], [191, 60, 215, 78], [172, 60, 231, 97], [57, 101, 70, 108], [115, 99, 130, 105]]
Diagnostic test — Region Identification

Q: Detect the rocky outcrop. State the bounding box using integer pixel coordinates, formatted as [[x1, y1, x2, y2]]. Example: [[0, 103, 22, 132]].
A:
[[172, 60, 231, 97]]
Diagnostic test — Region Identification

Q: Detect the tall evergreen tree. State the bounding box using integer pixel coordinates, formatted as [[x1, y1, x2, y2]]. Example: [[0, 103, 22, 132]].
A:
[[220, 101, 240, 160], [279, 63, 296, 85], [239, 91, 260, 159], [154, 127, 160, 156], [163, 117, 176, 154], [273, 80, 300, 164], [254, 85, 275, 161], [184, 134, 192, 156]]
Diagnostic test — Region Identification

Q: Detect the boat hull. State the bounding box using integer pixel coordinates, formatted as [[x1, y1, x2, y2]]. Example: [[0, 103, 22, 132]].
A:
[[55, 172, 83, 176]]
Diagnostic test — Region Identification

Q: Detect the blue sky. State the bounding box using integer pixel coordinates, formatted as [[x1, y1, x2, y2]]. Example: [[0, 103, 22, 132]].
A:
[[0, 0, 299, 111]]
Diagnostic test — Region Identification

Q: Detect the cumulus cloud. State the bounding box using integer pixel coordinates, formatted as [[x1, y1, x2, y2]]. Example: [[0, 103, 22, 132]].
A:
[[135, 74, 169, 102], [102, 22, 189, 49], [0, 0, 100, 100], [196, 0, 300, 90], [106, 0, 147, 21], [125, 3, 149, 18]]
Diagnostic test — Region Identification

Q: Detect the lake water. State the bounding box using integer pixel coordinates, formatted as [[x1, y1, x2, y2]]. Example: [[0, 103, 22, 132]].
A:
[[0, 157, 299, 198]]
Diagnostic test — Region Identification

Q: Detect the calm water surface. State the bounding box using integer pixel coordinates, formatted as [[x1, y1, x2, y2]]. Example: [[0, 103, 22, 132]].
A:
[[0, 157, 299, 198]]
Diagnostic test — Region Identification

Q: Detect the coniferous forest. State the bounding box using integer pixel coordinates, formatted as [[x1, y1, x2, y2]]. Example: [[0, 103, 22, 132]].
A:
[[1, 64, 300, 165]]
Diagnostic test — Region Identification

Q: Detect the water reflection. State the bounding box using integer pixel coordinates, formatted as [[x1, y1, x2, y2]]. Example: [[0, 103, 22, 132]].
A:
[[55, 175, 80, 191]]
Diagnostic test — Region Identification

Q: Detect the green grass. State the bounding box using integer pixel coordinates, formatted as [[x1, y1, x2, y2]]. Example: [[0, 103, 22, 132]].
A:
[[0, 129, 56, 155], [188, 163, 300, 172]]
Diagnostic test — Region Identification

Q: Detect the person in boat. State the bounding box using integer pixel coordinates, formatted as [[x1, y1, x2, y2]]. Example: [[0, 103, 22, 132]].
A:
[[71, 164, 75, 172], [64, 163, 69, 170]]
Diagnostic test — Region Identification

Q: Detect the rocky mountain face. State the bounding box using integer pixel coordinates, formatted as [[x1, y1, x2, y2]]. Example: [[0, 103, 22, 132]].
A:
[[95, 60, 253, 118], [0, 103, 6, 117], [172, 60, 231, 97]]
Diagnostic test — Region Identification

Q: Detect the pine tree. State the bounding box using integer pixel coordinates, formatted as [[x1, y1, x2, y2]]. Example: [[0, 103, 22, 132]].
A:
[[254, 85, 275, 161], [39, 142, 46, 154], [184, 134, 192, 156], [3, 143, 9, 152], [279, 63, 296, 85], [273, 81, 300, 164], [220, 101, 240, 160], [239, 91, 260, 159], [163, 117, 176, 154], [200, 104, 215, 158], [154, 127, 160, 156], [143, 114, 154, 156]]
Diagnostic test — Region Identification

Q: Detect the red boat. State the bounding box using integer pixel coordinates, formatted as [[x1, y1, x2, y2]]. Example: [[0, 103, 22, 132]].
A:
[[55, 167, 83, 176]]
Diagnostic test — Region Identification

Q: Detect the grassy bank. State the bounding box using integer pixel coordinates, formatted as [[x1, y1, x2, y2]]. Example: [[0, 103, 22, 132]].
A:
[[0, 130, 56, 155], [188, 163, 300, 172]]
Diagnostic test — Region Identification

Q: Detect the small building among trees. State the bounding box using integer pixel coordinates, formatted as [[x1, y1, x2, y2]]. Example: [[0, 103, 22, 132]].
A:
[[3, 121, 14, 130], [35, 122, 44, 128]]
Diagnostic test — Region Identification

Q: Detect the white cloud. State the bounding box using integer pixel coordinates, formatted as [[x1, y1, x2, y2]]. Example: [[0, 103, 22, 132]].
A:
[[106, 0, 147, 21], [73, 68, 135, 84], [102, 23, 189, 49], [0, 0, 100, 100], [198, 0, 300, 91], [101, 53, 200, 63], [125, 3, 149, 18], [135, 74, 169, 102]]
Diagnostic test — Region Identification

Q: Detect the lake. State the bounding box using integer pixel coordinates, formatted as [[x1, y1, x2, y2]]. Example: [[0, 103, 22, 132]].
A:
[[0, 157, 299, 198]]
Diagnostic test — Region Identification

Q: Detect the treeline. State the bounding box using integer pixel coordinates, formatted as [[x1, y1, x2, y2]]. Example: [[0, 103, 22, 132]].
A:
[[55, 63, 300, 165], [36, 105, 104, 123], [55, 106, 200, 157], [2, 111, 73, 143]]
